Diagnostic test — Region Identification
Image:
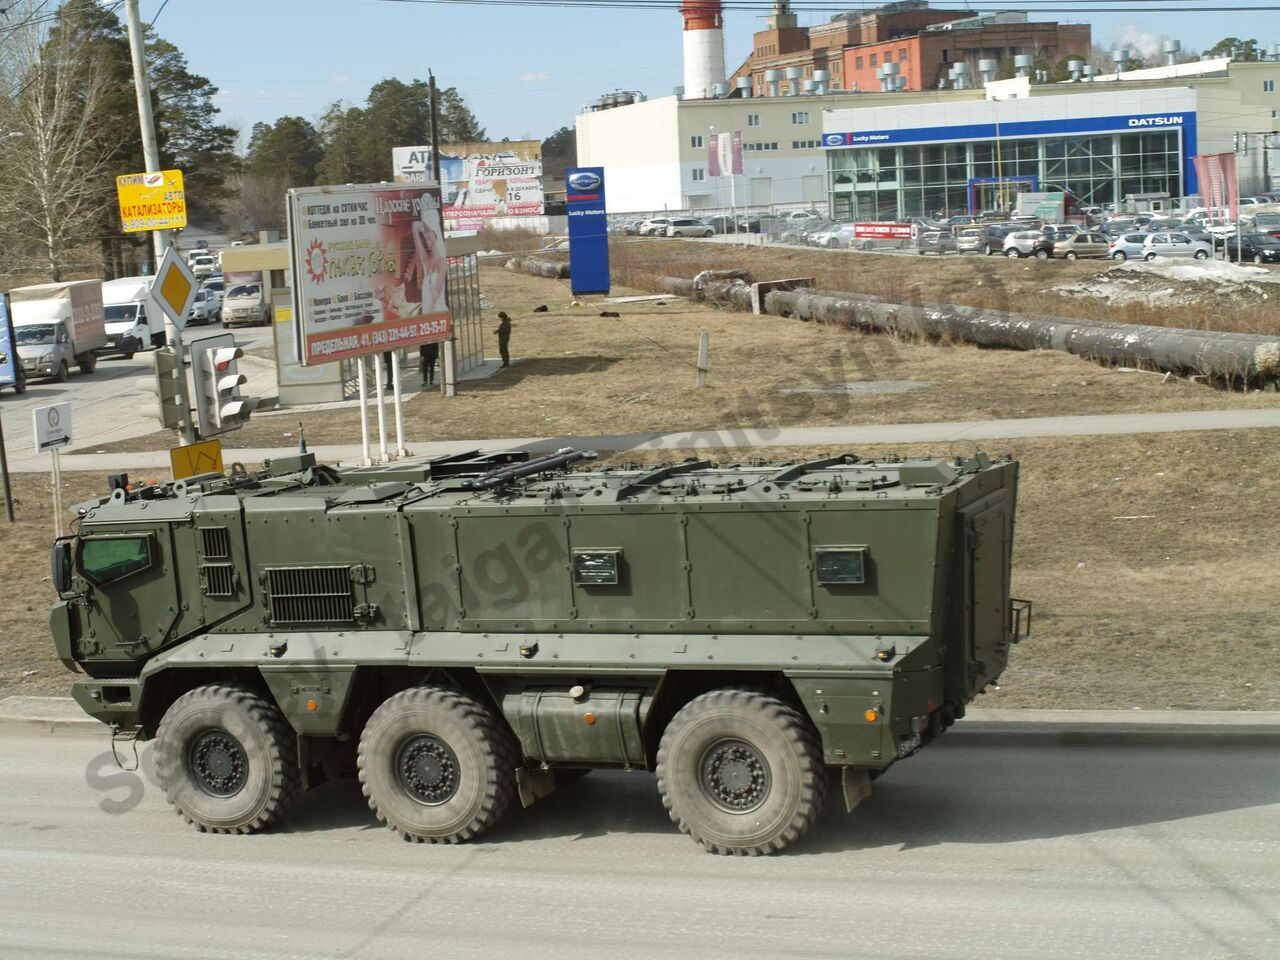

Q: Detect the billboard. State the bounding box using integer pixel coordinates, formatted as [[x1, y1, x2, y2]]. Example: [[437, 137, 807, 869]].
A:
[[852, 222, 914, 240], [286, 182, 452, 366], [392, 140, 543, 227], [565, 167, 609, 295], [116, 169, 188, 233]]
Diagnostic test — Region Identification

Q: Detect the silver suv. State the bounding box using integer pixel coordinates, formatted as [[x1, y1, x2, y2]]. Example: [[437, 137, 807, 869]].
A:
[[665, 218, 714, 238]]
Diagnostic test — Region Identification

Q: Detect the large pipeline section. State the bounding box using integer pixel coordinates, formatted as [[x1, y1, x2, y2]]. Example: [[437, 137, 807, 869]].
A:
[[506, 257, 1280, 386]]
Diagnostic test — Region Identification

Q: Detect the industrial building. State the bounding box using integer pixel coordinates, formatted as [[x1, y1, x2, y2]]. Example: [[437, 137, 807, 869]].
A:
[[576, 3, 1280, 219]]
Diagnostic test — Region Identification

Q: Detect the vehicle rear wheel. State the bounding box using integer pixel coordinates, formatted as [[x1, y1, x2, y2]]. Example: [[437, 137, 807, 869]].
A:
[[1194, 250, 1209, 261], [1005, 249, 1020, 258], [12, 369, 25, 394], [78, 355, 96, 375], [1112, 251, 1127, 261], [55, 360, 68, 383], [1143, 253, 1156, 261], [1064, 251, 1078, 260], [1034, 249, 1050, 260], [358, 685, 517, 843], [154, 684, 300, 833], [656, 688, 825, 856]]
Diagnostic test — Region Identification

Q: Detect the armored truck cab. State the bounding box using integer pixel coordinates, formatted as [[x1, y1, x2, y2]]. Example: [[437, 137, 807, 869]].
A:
[[51, 449, 1025, 854]]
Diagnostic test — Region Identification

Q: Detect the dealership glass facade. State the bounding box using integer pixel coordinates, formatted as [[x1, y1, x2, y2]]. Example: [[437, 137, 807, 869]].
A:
[[826, 129, 1184, 220]]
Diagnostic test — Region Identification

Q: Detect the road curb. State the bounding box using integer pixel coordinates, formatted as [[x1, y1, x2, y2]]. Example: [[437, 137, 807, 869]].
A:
[[4, 697, 1279, 739]]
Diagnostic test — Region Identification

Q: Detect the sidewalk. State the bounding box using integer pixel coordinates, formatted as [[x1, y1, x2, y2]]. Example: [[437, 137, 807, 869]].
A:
[[4, 694, 1278, 739], [29, 407, 1280, 473]]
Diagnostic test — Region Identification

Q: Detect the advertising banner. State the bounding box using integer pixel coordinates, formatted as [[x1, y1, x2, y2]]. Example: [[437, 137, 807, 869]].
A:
[[565, 167, 610, 296], [0, 293, 17, 389], [707, 131, 744, 178], [1193, 152, 1238, 220], [287, 182, 452, 366], [853, 222, 914, 240], [392, 140, 543, 228], [116, 169, 187, 233]]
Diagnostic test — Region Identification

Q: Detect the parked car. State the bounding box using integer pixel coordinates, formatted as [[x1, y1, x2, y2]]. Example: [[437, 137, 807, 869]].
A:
[[1003, 231, 1054, 259], [1042, 223, 1080, 239], [780, 210, 824, 222], [917, 230, 958, 255], [957, 224, 1008, 255], [189, 254, 217, 279], [1224, 232, 1280, 264], [1243, 213, 1280, 239], [1141, 232, 1213, 260], [1108, 233, 1150, 261], [188, 288, 217, 325], [809, 224, 846, 248], [666, 218, 714, 238], [638, 218, 671, 236], [201, 278, 224, 319], [619, 219, 645, 235], [1054, 232, 1112, 260]]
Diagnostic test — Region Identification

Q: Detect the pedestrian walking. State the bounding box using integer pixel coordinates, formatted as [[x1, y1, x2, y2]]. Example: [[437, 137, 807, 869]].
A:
[[496, 311, 512, 368], [419, 341, 439, 388]]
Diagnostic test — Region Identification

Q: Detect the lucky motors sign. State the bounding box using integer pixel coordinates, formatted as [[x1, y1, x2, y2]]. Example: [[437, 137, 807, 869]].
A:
[[286, 182, 452, 365]]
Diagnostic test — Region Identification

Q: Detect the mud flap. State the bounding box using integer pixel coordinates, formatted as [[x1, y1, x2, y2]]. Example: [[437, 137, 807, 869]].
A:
[[516, 767, 557, 808], [841, 767, 872, 813]]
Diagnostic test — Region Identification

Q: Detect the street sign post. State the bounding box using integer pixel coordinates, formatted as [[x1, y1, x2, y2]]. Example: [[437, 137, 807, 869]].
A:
[[147, 246, 198, 443], [32, 402, 72, 536], [116, 169, 187, 234]]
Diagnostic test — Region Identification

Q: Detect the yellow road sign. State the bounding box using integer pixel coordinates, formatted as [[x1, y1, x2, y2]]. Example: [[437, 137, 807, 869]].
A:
[[116, 169, 187, 233], [152, 246, 199, 329], [170, 439, 224, 481]]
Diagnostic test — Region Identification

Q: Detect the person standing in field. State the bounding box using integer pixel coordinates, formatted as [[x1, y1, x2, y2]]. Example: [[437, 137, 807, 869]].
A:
[[420, 340, 439, 388], [495, 312, 512, 368]]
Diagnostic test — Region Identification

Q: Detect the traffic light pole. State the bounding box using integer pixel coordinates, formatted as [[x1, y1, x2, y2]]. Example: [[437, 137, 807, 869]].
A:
[[124, 0, 194, 444]]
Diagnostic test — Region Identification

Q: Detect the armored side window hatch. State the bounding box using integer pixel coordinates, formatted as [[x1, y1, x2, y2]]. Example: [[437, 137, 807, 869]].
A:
[[814, 546, 868, 585], [572, 549, 622, 586]]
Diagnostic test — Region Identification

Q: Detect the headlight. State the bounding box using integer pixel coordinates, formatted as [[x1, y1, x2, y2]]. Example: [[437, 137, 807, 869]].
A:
[[40, 352, 54, 364]]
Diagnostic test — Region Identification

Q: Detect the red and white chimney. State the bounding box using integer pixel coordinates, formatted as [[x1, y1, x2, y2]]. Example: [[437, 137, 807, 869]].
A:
[[681, 1, 725, 99]]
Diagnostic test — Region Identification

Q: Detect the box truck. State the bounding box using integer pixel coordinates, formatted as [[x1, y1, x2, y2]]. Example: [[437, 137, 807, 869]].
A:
[[9, 280, 108, 381]]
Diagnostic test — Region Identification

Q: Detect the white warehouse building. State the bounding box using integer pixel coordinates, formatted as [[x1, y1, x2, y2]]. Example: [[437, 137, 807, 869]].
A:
[[575, 58, 1280, 217]]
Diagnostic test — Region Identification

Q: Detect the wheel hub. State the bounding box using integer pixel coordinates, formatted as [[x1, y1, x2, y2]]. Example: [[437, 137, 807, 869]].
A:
[[396, 734, 460, 806], [699, 738, 771, 814], [188, 729, 249, 798]]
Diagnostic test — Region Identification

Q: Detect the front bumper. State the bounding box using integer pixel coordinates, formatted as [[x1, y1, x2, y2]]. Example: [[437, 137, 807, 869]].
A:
[[71, 678, 142, 732]]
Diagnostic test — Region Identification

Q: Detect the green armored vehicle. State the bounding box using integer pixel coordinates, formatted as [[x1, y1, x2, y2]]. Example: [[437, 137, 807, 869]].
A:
[[51, 448, 1026, 854]]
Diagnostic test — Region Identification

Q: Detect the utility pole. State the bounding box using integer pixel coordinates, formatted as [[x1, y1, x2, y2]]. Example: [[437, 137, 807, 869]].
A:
[[430, 71, 457, 398], [123, 0, 196, 444]]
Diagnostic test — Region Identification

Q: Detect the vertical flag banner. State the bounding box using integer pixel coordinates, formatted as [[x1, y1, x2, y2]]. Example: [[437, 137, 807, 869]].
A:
[[1193, 152, 1238, 220], [565, 167, 610, 295]]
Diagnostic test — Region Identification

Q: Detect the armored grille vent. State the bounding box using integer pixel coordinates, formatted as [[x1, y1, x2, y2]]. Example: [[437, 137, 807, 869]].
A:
[[199, 526, 231, 559], [265, 566, 354, 624], [201, 563, 236, 597]]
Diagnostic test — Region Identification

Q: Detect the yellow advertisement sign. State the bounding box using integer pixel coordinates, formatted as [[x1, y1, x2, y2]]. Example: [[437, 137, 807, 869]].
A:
[[116, 169, 187, 233], [170, 439, 224, 480]]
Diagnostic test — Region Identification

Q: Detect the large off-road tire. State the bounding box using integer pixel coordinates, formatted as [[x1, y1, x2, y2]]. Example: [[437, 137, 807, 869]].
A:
[[656, 688, 825, 856], [358, 686, 517, 843], [154, 684, 300, 834]]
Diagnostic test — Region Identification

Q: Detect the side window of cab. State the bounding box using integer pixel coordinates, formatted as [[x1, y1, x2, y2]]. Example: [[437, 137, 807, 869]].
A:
[[78, 535, 154, 587]]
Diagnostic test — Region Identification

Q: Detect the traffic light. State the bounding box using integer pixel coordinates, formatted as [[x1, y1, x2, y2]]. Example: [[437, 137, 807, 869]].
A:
[[136, 346, 187, 431], [191, 334, 256, 437]]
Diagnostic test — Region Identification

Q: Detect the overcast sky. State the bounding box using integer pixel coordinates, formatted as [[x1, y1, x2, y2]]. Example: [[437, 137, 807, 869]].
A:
[[132, 0, 1272, 146]]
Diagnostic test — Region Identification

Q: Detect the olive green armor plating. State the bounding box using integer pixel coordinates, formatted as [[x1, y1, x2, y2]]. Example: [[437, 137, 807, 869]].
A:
[[50, 448, 1025, 853]]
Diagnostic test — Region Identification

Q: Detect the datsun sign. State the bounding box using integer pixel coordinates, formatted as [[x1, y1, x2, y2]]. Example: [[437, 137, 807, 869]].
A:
[[565, 166, 610, 295]]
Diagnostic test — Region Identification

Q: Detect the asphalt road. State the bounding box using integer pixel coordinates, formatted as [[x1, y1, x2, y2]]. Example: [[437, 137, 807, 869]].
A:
[[1, 323, 275, 471], [1, 728, 1276, 960]]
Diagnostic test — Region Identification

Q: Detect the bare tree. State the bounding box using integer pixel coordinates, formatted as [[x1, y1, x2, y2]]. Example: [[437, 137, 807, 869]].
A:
[[0, 2, 126, 281], [220, 171, 289, 238]]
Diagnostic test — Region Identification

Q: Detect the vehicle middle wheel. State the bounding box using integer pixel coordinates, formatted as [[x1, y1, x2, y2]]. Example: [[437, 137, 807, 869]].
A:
[[656, 687, 825, 855], [358, 685, 517, 843], [154, 684, 300, 833]]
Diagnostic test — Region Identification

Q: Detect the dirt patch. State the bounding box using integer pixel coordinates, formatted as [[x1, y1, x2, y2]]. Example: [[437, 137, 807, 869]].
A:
[[608, 239, 1280, 336], [89, 266, 1279, 456], [5, 428, 1277, 710]]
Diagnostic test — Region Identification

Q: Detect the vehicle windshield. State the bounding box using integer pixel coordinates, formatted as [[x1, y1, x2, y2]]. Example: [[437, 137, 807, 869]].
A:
[[15, 324, 58, 345], [227, 284, 261, 298], [104, 304, 140, 323], [204, 281, 224, 292]]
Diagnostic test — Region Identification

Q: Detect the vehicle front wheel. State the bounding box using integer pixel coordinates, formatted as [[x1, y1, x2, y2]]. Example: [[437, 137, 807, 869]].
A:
[[154, 684, 300, 833], [1254, 254, 1264, 265], [1034, 249, 1050, 260], [358, 685, 517, 843], [55, 361, 69, 382], [656, 687, 825, 856], [703, 230, 713, 238], [12, 369, 25, 394], [1194, 250, 1209, 261], [1005, 248, 1021, 258]]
